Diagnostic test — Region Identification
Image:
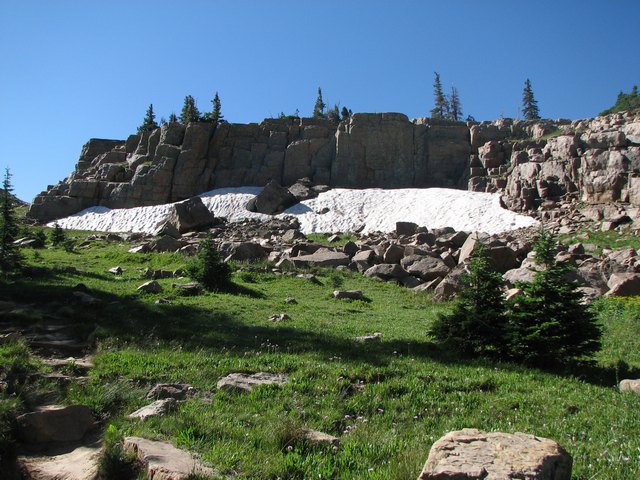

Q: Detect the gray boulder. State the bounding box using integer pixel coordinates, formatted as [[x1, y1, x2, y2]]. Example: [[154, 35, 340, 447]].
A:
[[363, 263, 409, 281], [17, 405, 95, 444], [246, 180, 297, 215], [155, 196, 215, 235], [406, 257, 450, 281], [291, 249, 350, 268]]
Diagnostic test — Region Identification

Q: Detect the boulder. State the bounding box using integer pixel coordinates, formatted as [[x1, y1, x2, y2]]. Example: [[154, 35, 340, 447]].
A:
[[299, 428, 340, 447], [246, 180, 297, 215], [124, 437, 216, 480], [383, 244, 405, 264], [333, 290, 364, 300], [290, 249, 350, 268], [16, 405, 95, 444], [150, 235, 185, 253], [137, 280, 162, 294], [363, 263, 409, 281], [396, 221, 418, 236], [156, 196, 215, 235], [225, 242, 268, 262], [406, 257, 450, 281], [17, 436, 102, 480], [217, 372, 288, 393], [605, 273, 640, 296], [418, 428, 572, 480]]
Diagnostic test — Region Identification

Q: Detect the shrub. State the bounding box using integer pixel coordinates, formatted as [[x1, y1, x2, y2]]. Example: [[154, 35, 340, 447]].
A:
[[50, 222, 66, 246], [428, 242, 507, 357], [507, 230, 602, 366], [186, 234, 231, 291]]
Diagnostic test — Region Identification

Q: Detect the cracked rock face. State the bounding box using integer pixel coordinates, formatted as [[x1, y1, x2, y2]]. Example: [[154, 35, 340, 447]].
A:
[[418, 428, 572, 480]]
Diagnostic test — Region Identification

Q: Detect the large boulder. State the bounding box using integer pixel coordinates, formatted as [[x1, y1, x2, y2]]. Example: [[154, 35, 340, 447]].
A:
[[156, 196, 216, 235], [605, 273, 640, 297], [16, 405, 95, 444], [418, 428, 572, 480], [363, 263, 409, 281], [246, 180, 298, 215], [290, 249, 350, 268], [406, 257, 450, 281]]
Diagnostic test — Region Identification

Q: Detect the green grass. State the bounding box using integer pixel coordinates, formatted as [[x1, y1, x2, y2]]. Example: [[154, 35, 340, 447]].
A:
[[559, 227, 640, 254], [307, 233, 359, 247], [1, 231, 640, 478]]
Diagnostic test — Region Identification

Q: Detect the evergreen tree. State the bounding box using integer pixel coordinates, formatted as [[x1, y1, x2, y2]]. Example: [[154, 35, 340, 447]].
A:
[[179, 95, 201, 124], [50, 222, 66, 247], [600, 85, 640, 115], [211, 92, 223, 124], [430, 72, 449, 119], [522, 79, 540, 120], [507, 230, 601, 366], [168, 112, 178, 123], [186, 233, 231, 291], [429, 242, 508, 357], [327, 104, 341, 123], [0, 168, 22, 276], [341, 106, 352, 120], [313, 87, 326, 118], [448, 86, 462, 121], [138, 104, 159, 133]]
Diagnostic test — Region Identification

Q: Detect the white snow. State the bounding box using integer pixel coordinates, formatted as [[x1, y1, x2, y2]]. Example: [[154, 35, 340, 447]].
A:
[[49, 187, 538, 235]]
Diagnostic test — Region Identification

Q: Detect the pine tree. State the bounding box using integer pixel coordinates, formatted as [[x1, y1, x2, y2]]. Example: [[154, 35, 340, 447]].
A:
[[179, 95, 201, 124], [429, 242, 508, 357], [211, 92, 223, 124], [313, 87, 326, 118], [168, 112, 178, 123], [327, 104, 341, 123], [507, 230, 601, 366], [0, 168, 22, 276], [522, 79, 540, 120], [138, 104, 159, 133], [430, 72, 449, 119], [186, 233, 231, 291], [448, 86, 462, 121], [341, 106, 352, 120]]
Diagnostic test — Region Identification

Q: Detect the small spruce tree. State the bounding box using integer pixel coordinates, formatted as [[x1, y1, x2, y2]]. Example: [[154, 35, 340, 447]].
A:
[[429, 242, 507, 357], [50, 222, 66, 247], [0, 168, 23, 276], [313, 87, 326, 118], [448, 86, 463, 121], [168, 112, 178, 123], [327, 104, 341, 123], [138, 104, 159, 133], [341, 106, 352, 120], [507, 229, 601, 366], [186, 233, 231, 291], [211, 92, 223, 124], [179, 95, 201, 124], [522, 79, 540, 120], [430, 72, 449, 119]]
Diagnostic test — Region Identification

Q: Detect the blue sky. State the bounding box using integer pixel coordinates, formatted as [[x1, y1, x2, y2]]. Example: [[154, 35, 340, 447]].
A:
[[1, 0, 639, 201]]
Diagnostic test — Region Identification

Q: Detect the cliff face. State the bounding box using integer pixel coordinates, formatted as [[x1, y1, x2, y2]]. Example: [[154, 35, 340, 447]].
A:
[[26, 111, 640, 223]]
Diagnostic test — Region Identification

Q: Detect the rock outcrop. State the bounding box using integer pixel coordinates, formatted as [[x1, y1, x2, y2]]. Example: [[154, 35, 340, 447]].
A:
[[27, 111, 640, 223]]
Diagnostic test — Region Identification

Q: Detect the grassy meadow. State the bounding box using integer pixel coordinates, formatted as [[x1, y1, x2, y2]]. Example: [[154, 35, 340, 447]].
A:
[[1, 229, 640, 479]]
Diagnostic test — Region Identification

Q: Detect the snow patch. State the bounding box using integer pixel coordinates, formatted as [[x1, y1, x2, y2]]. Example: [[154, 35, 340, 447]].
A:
[[49, 187, 537, 235]]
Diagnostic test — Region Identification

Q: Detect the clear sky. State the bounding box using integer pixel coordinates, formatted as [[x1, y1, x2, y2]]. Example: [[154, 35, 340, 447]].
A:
[[1, 0, 639, 201]]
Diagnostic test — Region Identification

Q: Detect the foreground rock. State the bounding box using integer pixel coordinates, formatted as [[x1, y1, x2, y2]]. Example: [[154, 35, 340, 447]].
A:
[[128, 398, 177, 420], [217, 372, 288, 393], [16, 405, 95, 444], [146, 383, 197, 400], [124, 436, 216, 480], [17, 435, 102, 480], [619, 379, 640, 394], [418, 428, 572, 480]]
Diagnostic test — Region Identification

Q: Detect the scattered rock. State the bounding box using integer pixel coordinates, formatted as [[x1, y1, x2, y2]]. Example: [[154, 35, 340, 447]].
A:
[[291, 249, 350, 268], [217, 372, 288, 393], [268, 313, 291, 322], [605, 273, 640, 296], [172, 282, 202, 295], [299, 428, 340, 447], [284, 297, 298, 304], [137, 280, 162, 293], [619, 379, 640, 394], [354, 332, 381, 342], [146, 383, 197, 400], [363, 263, 409, 281], [333, 290, 364, 300], [123, 436, 217, 480], [418, 428, 572, 480], [129, 398, 177, 420], [108, 266, 123, 275]]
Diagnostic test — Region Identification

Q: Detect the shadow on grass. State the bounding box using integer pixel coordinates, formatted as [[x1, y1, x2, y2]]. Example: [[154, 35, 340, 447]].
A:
[[1, 272, 631, 386]]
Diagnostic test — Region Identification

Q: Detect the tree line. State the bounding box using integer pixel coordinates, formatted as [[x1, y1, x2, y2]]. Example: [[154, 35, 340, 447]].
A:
[[137, 92, 225, 134]]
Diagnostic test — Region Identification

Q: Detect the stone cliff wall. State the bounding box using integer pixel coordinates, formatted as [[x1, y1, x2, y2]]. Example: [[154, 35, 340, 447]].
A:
[[26, 111, 640, 223]]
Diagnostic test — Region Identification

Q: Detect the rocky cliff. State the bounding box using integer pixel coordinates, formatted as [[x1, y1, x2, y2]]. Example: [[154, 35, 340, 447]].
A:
[[27, 111, 640, 222]]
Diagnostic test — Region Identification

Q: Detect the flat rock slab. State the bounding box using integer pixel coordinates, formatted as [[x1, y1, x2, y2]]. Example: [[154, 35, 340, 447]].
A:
[[333, 290, 364, 300], [418, 428, 572, 480], [18, 437, 102, 480], [217, 372, 288, 393], [17, 405, 95, 444], [129, 398, 177, 420], [291, 250, 350, 267], [619, 379, 640, 394], [124, 436, 216, 480]]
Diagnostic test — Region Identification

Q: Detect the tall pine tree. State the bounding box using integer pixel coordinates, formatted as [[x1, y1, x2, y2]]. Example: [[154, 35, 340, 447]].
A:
[[313, 87, 326, 118], [430, 72, 449, 119], [448, 86, 462, 121], [179, 95, 201, 124], [138, 104, 159, 133], [211, 92, 223, 124], [522, 79, 540, 120], [0, 168, 22, 276]]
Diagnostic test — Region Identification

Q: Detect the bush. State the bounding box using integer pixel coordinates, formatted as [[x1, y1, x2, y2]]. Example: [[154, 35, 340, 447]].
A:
[[507, 230, 602, 367], [428, 242, 507, 357], [50, 223, 66, 246], [186, 234, 231, 291]]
